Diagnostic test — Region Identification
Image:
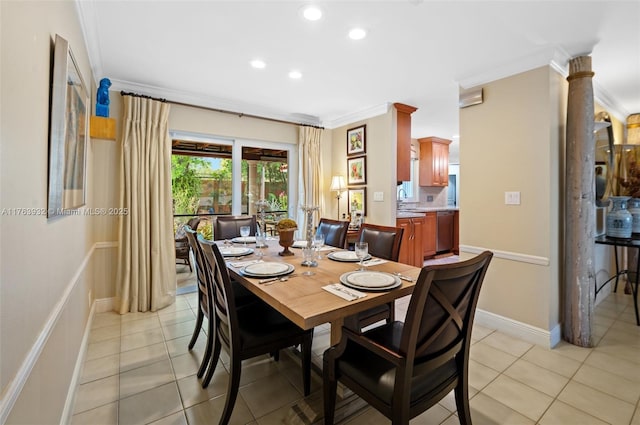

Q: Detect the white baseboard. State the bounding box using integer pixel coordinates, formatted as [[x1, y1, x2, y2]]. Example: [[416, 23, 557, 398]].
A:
[[59, 300, 96, 425], [95, 297, 115, 313], [475, 308, 561, 349]]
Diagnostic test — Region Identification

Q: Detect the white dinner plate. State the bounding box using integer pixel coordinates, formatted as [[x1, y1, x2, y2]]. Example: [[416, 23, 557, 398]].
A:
[[292, 240, 310, 248], [219, 247, 254, 257], [231, 236, 256, 244], [327, 251, 372, 262], [339, 271, 401, 291], [241, 262, 294, 278]]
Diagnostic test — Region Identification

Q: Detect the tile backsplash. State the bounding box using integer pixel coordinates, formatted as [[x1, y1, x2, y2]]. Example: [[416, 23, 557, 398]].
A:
[[417, 186, 448, 208]]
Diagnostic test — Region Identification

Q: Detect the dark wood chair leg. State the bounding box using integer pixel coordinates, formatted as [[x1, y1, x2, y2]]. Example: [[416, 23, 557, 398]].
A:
[[219, 356, 242, 425], [323, 354, 338, 425], [202, 338, 222, 388], [302, 333, 313, 396], [188, 308, 203, 350], [454, 384, 472, 425], [271, 350, 280, 361], [197, 312, 214, 378]]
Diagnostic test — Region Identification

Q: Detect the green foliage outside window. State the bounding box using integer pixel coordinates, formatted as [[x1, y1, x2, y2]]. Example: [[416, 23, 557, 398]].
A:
[[172, 155, 209, 214]]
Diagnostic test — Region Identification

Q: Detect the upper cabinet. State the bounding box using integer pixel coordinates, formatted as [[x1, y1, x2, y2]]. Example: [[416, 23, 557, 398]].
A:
[[394, 103, 418, 183], [419, 137, 451, 186]]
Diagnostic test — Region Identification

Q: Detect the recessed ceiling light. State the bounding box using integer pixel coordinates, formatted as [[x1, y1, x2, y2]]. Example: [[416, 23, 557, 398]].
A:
[[289, 70, 302, 79], [250, 59, 266, 69], [302, 5, 322, 21], [349, 28, 367, 40]]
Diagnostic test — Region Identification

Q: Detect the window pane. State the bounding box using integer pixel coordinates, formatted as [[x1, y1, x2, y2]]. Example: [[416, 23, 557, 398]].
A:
[[241, 147, 288, 217]]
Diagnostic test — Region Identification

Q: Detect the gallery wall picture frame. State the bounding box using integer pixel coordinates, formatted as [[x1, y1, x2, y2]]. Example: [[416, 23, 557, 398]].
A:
[[348, 187, 367, 216], [47, 34, 89, 219], [347, 124, 366, 156], [347, 155, 366, 185]]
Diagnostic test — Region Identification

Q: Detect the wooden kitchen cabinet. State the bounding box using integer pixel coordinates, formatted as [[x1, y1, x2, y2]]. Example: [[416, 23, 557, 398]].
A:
[[395, 103, 418, 183], [453, 210, 459, 254], [423, 212, 437, 258], [397, 216, 425, 267], [419, 136, 451, 186]]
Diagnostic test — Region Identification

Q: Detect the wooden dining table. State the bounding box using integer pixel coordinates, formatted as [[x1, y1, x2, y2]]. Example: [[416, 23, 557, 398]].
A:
[[221, 239, 422, 345]]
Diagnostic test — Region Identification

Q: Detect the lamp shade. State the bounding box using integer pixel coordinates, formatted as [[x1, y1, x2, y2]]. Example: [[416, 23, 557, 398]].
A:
[[330, 175, 347, 193]]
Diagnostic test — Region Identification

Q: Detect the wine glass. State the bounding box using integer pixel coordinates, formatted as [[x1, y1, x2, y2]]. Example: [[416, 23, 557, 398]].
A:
[[239, 225, 250, 246], [355, 242, 368, 271], [313, 233, 325, 259]]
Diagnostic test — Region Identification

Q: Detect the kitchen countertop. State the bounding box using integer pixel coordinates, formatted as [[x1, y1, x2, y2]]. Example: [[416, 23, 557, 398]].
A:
[[396, 207, 458, 219]]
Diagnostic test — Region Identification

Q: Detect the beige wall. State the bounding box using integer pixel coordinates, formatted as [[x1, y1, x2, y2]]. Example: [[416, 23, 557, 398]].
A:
[[0, 1, 101, 423], [329, 109, 396, 225], [459, 67, 563, 333]]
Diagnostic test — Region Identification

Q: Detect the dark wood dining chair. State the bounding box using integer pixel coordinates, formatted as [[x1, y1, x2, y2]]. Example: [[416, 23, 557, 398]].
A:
[[183, 226, 215, 379], [184, 226, 260, 380], [316, 217, 349, 248], [324, 251, 493, 425], [198, 239, 314, 425], [175, 217, 202, 271], [214, 215, 257, 240], [355, 223, 405, 329]]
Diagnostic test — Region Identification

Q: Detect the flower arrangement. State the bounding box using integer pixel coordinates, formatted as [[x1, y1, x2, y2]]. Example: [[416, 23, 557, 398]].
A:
[[276, 218, 297, 231]]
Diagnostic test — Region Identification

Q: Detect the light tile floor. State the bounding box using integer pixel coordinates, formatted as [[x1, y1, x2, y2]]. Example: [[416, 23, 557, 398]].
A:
[[72, 275, 640, 424]]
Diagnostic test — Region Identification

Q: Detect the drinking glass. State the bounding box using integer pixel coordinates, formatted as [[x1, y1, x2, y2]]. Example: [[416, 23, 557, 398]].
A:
[[313, 233, 325, 259], [301, 247, 316, 275], [355, 241, 368, 271], [239, 226, 250, 246]]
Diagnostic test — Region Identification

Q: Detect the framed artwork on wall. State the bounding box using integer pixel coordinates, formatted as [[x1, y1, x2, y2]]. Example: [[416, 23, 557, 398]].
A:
[[348, 187, 367, 216], [47, 34, 89, 219], [347, 125, 366, 156], [347, 155, 366, 185]]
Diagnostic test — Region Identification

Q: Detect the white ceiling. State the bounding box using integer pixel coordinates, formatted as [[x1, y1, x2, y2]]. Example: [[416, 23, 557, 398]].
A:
[[77, 0, 640, 162]]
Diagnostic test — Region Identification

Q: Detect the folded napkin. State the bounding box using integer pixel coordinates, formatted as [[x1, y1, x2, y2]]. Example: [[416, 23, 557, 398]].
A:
[[362, 258, 388, 266], [228, 259, 262, 268], [322, 283, 367, 301]]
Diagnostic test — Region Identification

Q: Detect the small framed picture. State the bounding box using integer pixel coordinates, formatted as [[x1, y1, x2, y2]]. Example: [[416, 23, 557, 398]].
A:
[[348, 187, 367, 216], [347, 155, 366, 185], [347, 125, 366, 156]]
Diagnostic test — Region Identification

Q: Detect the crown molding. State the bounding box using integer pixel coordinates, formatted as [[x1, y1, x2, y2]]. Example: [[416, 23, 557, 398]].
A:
[[75, 0, 103, 86], [110, 79, 322, 127], [322, 103, 391, 129], [457, 46, 629, 122]]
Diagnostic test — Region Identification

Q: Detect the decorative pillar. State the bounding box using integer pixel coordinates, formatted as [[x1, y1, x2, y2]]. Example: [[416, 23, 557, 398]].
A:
[[564, 56, 596, 347]]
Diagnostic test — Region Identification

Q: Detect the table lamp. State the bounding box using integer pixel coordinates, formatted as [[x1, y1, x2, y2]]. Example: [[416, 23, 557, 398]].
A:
[[330, 175, 347, 219]]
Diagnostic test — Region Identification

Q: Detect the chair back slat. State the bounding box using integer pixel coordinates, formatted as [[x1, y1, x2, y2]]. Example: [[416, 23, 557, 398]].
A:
[[402, 252, 493, 360], [316, 218, 349, 248], [357, 223, 404, 261]]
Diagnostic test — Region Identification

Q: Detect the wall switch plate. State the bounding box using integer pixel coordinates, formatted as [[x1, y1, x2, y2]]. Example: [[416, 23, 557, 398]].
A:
[[373, 191, 384, 201], [505, 191, 521, 205]]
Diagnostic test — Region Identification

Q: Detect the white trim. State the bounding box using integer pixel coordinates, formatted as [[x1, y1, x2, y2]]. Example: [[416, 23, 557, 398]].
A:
[[460, 244, 549, 266], [0, 244, 96, 424], [59, 300, 96, 425], [322, 103, 390, 129], [109, 79, 322, 127], [95, 297, 115, 314], [475, 309, 561, 349]]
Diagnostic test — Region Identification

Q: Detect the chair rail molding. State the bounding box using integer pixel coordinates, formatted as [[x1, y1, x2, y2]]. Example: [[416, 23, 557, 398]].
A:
[[459, 244, 549, 266]]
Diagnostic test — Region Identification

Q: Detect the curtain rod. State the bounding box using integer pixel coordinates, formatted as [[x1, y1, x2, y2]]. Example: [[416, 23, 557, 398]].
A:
[[119, 91, 324, 129], [120, 91, 167, 102]]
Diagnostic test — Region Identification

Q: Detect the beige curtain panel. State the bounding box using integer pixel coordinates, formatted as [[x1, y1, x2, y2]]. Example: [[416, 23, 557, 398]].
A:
[[116, 94, 176, 313], [297, 126, 324, 228]]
